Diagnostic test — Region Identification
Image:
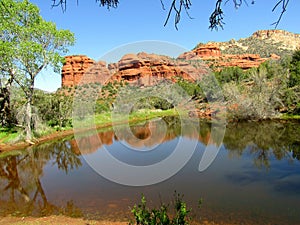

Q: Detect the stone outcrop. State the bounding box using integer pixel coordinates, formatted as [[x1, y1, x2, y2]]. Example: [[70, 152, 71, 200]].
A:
[[178, 43, 274, 70], [218, 54, 267, 70], [194, 43, 221, 58], [107, 52, 208, 86], [61, 55, 96, 87], [62, 52, 209, 88], [178, 29, 300, 70], [61, 30, 299, 87], [252, 30, 300, 50]]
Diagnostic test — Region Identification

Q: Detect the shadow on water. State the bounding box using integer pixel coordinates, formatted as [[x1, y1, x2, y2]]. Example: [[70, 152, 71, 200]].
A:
[[0, 117, 299, 224]]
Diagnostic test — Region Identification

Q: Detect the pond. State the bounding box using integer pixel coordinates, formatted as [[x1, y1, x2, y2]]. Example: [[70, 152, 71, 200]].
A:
[[0, 117, 300, 224]]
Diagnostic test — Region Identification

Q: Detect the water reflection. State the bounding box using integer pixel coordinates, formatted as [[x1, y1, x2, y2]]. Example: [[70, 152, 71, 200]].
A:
[[0, 142, 82, 217], [72, 117, 212, 155], [0, 117, 299, 224], [224, 121, 300, 168]]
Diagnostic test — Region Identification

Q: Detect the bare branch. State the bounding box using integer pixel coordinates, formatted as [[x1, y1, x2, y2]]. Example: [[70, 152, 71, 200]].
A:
[[162, 0, 192, 30], [209, 0, 225, 30], [271, 0, 290, 28], [50, 0, 291, 31], [96, 0, 119, 9], [51, 0, 119, 12], [51, 0, 66, 12]]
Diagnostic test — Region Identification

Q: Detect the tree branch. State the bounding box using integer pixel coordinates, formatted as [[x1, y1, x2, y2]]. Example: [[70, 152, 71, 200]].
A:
[[50, 0, 291, 30], [271, 0, 290, 28], [162, 0, 192, 30], [209, 0, 225, 30]]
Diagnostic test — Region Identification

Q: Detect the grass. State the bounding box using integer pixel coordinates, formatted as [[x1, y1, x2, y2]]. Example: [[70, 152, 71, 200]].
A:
[[0, 127, 21, 143], [0, 109, 182, 146], [74, 109, 182, 129], [280, 114, 300, 120]]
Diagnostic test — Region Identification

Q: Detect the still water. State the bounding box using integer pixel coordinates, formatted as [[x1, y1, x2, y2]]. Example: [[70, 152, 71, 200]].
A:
[[0, 117, 299, 224]]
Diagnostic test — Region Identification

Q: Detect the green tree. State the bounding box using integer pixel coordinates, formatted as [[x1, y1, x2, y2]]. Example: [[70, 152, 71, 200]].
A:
[[289, 50, 300, 88], [0, 0, 75, 141], [34, 91, 73, 129], [0, 4, 19, 127], [215, 67, 247, 84]]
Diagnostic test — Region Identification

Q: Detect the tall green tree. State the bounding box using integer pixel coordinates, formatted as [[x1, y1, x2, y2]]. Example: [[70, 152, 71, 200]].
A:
[[0, 0, 75, 141], [0, 2, 19, 127], [289, 50, 300, 88]]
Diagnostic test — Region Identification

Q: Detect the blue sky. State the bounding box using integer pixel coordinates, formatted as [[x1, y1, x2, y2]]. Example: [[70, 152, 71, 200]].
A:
[[31, 0, 300, 91]]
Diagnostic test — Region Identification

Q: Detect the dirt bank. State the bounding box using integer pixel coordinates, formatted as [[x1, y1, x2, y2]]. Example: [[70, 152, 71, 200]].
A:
[[0, 215, 235, 225]]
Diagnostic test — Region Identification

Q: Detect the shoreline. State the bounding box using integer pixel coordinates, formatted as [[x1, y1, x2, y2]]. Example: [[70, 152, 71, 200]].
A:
[[0, 109, 181, 153], [0, 110, 299, 153], [0, 215, 239, 225]]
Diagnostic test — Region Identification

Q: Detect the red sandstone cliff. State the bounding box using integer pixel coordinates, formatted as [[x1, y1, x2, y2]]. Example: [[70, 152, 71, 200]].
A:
[[61, 52, 209, 88], [61, 55, 95, 87], [178, 43, 278, 70], [61, 30, 299, 87]]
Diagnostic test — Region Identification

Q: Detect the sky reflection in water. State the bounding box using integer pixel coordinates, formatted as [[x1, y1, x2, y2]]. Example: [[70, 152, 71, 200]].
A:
[[0, 118, 299, 224]]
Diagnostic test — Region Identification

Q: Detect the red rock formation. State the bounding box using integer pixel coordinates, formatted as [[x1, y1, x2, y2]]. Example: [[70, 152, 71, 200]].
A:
[[62, 55, 113, 87], [218, 54, 267, 70], [61, 55, 95, 87], [61, 52, 209, 88], [108, 52, 207, 86], [178, 43, 276, 70], [194, 43, 221, 58]]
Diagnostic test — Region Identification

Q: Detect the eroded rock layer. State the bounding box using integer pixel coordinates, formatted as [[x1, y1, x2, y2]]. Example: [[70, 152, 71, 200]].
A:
[[61, 52, 209, 88]]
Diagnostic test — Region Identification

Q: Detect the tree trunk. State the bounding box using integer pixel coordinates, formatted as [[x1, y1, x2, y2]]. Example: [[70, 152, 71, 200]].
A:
[[25, 99, 32, 141], [0, 79, 13, 127], [25, 82, 34, 141]]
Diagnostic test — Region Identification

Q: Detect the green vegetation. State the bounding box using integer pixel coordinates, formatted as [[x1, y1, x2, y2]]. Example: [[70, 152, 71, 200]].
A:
[[130, 192, 198, 225], [0, 0, 75, 141], [222, 37, 292, 58], [224, 120, 300, 168], [1, 1, 299, 145], [0, 127, 19, 143], [216, 50, 300, 120], [194, 36, 293, 58]]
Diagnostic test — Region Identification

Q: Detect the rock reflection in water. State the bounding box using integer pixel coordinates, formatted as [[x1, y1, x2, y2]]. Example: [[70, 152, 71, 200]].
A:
[[0, 118, 299, 224]]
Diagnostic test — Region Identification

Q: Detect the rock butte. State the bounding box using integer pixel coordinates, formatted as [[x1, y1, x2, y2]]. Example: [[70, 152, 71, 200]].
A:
[[61, 52, 209, 88], [61, 48, 275, 88], [62, 30, 300, 88]]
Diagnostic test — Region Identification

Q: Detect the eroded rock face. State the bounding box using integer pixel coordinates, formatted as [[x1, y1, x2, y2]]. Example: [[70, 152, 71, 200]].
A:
[[108, 52, 208, 86], [61, 30, 299, 88], [61, 52, 209, 88], [194, 43, 221, 58], [61, 55, 96, 87], [178, 44, 273, 70], [252, 30, 300, 50]]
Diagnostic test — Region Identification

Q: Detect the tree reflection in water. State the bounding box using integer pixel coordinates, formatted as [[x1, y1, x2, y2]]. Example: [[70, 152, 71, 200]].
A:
[[224, 121, 300, 168], [0, 140, 82, 217], [0, 117, 299, 219]]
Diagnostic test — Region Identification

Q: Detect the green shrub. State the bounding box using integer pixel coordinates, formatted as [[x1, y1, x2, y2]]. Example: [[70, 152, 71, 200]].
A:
[[130, 192, 197, 225]]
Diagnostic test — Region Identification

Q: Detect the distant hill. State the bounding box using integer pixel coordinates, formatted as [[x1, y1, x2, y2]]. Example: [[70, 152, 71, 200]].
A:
[[194, 30, 300, 58], [61, 30, 300, 88]]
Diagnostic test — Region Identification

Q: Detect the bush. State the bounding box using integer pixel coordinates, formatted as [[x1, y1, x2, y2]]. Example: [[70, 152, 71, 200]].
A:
[[215, 67, 247, 84], [130, 192, 198, 225]]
